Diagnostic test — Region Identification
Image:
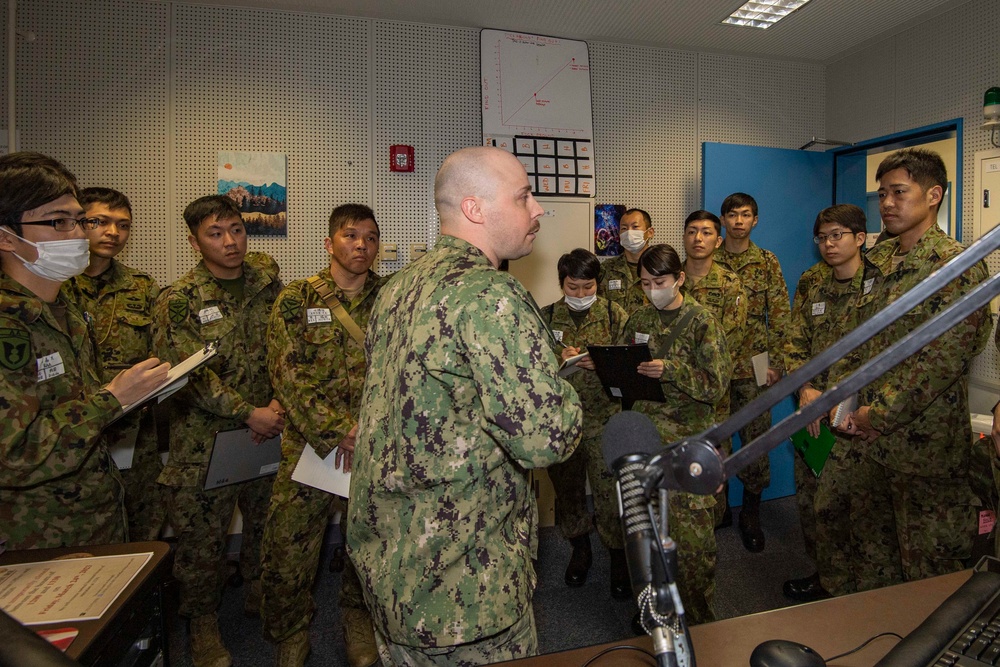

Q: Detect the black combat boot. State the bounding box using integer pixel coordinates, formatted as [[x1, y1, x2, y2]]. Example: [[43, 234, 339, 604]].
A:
[[738, 490, 765, 552], [609, 547, 630, 599], [564, 533, 593, 587]]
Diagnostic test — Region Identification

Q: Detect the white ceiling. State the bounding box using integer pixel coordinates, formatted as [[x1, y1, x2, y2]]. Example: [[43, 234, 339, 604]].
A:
[[187, 0, 974, 63]]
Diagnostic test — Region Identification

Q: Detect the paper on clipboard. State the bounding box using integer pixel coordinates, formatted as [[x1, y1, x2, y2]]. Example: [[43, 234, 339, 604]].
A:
[[558, 351, 589, 378], [118, 342, 218, 416], [751, 352, 769, 387], [291, 443, 351, 498]]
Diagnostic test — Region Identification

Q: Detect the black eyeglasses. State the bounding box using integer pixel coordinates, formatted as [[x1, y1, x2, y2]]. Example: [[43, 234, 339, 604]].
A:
[[20, 218, 100, 232], [813, 230, 856, 245]]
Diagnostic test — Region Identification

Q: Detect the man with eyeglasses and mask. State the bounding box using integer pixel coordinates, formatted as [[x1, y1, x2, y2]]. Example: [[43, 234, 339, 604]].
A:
[[0, 152, 169, 551], [598, 208, 654, 316], [63, 187, 166, 542]]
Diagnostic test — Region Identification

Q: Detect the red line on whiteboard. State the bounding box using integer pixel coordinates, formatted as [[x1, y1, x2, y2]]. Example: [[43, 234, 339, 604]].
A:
[[502, 58, 574, 125]]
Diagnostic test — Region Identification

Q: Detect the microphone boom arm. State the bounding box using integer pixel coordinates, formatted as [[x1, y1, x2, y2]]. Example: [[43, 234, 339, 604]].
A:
[[639, 222, 1000, 498]]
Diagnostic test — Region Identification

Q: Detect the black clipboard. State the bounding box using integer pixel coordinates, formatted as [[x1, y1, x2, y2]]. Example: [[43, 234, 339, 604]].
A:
[[586, 344, 666, 410]]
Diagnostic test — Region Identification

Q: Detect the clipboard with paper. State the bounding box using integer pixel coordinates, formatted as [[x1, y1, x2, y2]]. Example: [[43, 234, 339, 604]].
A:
[[117, 342, 218, 417], [586, 344, 666, 410]]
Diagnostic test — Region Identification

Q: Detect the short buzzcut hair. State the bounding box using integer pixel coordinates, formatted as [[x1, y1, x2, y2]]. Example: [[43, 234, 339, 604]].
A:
[[684, 210, 721, 234], [0, 152, 78, 235], [721, 192, 758, 218], [79, 187, 132, 216], [183, 195, 243, 233], [557, 248, 600, 285], [623, 208, 652, 228], [813, 204, 866, 237], [875, 148, 948, 204], [329, 203, 379, 237]]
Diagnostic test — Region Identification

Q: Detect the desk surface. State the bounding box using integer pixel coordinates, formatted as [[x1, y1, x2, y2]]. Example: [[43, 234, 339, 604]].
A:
[[497, 569, 972, 666], [0, 540, 171, 662]]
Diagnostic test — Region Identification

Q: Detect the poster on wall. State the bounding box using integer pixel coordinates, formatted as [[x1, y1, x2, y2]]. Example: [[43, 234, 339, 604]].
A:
[[595, 204, 624, 257], [218, 151, 288, 237]]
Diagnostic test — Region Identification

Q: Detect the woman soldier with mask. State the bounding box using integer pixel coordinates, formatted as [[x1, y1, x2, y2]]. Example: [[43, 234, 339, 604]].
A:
[[541, 249, 632, 600], [619, 243, 732, 627]]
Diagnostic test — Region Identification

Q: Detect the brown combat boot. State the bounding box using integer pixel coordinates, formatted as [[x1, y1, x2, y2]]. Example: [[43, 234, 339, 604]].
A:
[[342, 607, 379, 667], [189, 613, 232, 667], [275, 628, 310, 667]]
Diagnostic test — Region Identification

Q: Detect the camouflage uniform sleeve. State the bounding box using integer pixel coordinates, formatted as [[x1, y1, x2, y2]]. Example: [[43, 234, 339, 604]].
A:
[[150, 289, 254, 423], [266, 288, 354, 459], [610, 301, 629, 344], [868, 261, 990, 434], [765, 252, 791, 373], [661, 309, 731, 405], [462, 284, 582, 468], [784, 277, 813, 377]]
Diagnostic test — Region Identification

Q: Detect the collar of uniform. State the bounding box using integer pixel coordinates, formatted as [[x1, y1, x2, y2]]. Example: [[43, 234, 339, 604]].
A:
[[867, 224, 947, 274], [434, 234, 497, 267], [719, 240, 764, 266], [315, 267, 381, 307], [193, 258, 274, 304], [75, 258, 134, 297]]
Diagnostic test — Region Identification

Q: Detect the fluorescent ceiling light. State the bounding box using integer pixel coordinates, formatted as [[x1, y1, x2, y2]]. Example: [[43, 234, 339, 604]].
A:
[[722, 0, 812, 29]]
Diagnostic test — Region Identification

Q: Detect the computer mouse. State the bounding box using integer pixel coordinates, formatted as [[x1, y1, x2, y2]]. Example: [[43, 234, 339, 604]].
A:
[[749, 639, 827, 667]]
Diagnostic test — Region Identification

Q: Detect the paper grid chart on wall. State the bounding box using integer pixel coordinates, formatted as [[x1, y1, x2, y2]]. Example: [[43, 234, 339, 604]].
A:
[[481, 29, 594, 197]]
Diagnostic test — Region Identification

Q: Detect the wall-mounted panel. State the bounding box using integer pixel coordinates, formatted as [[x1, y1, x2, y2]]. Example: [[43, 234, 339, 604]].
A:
[[17, 0, 169, 283], [372, 20, 480, 272], [173, 4, 370, 282]]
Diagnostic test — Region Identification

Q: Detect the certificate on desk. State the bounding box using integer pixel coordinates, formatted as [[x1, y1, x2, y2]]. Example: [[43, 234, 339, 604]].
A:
[[0, 552, 152, 625]]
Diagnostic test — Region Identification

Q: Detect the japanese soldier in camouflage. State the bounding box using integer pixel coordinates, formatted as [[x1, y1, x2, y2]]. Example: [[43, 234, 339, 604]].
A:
[[152, 195, 284, 667], [347, 147, 583, 666], [541, 248, 629, 597], [783, 204, 880, 600], [0, 153, 168, 550], [715, 192, 792, 553], [621, 243, 732, 626], [598, 208, 653, 317], [63, 187, 166, 542], [847, 149, 991, 588], [260, 204, 383, 667]]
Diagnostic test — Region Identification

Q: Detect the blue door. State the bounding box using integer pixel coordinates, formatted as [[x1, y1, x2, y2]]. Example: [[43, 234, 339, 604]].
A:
[[702, 142, 833, 502]]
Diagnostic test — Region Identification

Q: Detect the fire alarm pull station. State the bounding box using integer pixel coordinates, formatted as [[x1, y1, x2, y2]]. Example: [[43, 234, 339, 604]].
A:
[[390, 145, 414, 172]]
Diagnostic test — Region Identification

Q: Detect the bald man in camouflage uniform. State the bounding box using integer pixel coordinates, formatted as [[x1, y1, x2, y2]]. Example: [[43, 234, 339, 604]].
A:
[[153, 195, 284, 667], [680, 210, 748, 529], [620, 263, 731, 625], [260, 204, 382, 667], [849, 149, 991, 589], [715, 192, 791, 553], [64, 187, 165, 541], [347, 147, 583, 666], [0, 152, 167, 550]]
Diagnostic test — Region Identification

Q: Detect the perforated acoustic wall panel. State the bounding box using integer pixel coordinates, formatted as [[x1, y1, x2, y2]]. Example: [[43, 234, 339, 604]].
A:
[[372, 21, 479, 272], [173, 5, 370, 283], [0, 0, 7, 140], [826, 0, 1000, 386], [590, 42, 698, 251], [16, 0, 170, 283]]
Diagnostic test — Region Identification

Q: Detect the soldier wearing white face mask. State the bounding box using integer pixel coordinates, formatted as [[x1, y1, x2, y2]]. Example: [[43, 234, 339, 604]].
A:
[[598, 208, 655, 316], [0, 152, 169, 550], [541, 249, 630, 598]]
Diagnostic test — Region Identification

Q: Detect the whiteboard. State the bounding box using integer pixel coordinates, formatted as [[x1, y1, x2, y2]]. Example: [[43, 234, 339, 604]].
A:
[[481, 29, 594, 141]]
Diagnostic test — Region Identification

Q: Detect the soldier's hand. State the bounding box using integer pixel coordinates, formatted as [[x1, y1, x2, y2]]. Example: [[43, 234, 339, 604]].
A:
[[797, 386, 823, 438], [845, 405, 880, 442], [991, 401, 1000, 456], [766, 367, 782, 387], [106, 357, 171, 408], [335, 425, 358, 472], [576, 354, 595, 371], [636, 359, 665, 379], [561, 346, 581, 360], [246, 407, 285, 439]]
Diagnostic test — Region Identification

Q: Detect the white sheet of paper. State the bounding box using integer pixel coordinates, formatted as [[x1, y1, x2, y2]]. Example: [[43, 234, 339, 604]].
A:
[[291, 443, 351, 498], [558, 352, 590, 378], [119, 343, 216, 415], [751, 351, 769, 387], [109, 428, 139, 470]]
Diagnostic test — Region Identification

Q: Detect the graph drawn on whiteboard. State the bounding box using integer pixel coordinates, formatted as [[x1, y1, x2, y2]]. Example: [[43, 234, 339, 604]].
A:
[[481, 29, 593, 140]]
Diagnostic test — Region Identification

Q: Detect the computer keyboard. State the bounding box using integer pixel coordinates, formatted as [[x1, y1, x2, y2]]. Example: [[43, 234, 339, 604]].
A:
[[877, 557, 1000, 667]]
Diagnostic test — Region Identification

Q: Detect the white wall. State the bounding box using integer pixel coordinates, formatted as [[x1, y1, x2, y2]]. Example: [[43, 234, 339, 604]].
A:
[[3, 0, 825, 285]]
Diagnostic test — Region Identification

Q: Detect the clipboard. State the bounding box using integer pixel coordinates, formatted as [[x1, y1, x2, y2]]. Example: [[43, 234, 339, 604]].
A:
[[203, 428, 282, 490], [117, 342, 218, 417], [790, 422, 836, 477], [586, 344, 666, 410]]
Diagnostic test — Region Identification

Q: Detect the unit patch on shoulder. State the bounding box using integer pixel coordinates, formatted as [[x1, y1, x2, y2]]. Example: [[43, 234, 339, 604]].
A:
[[168, 298, 189, 325], [279, 296, 302, 322], [0, 326, 31, 371]]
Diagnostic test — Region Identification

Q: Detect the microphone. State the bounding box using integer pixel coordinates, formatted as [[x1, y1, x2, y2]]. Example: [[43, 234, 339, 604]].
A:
[[603, 411, 694, 667]]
